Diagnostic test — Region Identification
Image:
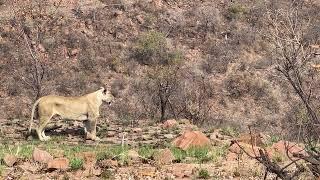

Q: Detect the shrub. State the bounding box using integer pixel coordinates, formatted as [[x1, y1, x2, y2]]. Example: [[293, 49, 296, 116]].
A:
[[138, 145, 155, 159], [201, 43, 238, 74], [97, 145, 130, 165], [133, 31, 181, 66], [70, 157, 84, 170], [224, 71, 279, 112], [226, 4, 247, 20], [210, 145, 229, 162], [195, 4, 221, 33], [170, 147, 187, 162], [187, 146, 212, 163], [221, 126, 239, 137], [225, 73, 250, 98], [78, 48, 97, 73], [198, 168, 210, 179]]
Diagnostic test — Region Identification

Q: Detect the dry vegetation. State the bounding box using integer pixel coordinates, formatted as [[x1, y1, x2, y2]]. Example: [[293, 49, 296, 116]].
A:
[[0, 0, 320, 179]]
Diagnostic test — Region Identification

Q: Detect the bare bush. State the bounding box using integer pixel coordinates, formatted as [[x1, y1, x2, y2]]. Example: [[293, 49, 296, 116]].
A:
[[177, 75, 215, 125], [244, 1, 320, 178], [195, 4, 221, 33]]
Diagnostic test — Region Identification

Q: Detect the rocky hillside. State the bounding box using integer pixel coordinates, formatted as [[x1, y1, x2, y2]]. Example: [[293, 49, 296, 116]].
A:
[[1, 0, 308, 132]]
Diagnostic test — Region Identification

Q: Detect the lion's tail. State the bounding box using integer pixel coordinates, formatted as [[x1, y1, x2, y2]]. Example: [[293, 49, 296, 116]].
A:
[[29, 98, 42, 134]]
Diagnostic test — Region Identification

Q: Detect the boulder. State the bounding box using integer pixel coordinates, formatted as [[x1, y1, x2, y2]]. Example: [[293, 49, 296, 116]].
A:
[[153, 148, 175, 165], [47, 158, 69, 170], [168, 163, 195, 178], [271, 140, 306, 157], [18, 161, 39, 173], [33, 148, 53, 164], [172, 130, 210, 150], [3, 154, 17, 167]]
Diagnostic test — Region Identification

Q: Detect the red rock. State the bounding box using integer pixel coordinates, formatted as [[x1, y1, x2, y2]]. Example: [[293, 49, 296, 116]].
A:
[[271, 140, 306, 157], [163, 119, 178, 129], [18, 161, 39, 173], [33, 148, 53, 164], [47, 158, 69, 170], [153, 148, 175, 165], [3, 154, 17, 167], [169, 163, 195, 178], [172, 130, 210, 150]]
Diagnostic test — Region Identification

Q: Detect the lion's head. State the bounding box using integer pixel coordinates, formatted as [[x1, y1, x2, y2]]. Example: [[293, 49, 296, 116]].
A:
[[99, 87, 114, 105]]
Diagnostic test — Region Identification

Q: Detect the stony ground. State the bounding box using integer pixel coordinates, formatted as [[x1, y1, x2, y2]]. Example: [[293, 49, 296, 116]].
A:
[[0, 118, 314, 179]]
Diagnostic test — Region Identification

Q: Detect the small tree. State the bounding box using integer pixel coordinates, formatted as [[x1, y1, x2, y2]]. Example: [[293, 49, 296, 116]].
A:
[[265, 1, 320, 140], [12, 0, 62, 100], [238, 1, 320, 179], [133, 31, 182, 122]]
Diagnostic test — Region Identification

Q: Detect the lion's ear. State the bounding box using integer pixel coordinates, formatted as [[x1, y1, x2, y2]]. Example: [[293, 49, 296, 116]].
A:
[[101, 87, 107, 94]]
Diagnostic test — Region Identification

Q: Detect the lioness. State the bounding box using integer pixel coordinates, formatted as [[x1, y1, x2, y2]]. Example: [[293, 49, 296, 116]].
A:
[[29, 87, 114, 141]]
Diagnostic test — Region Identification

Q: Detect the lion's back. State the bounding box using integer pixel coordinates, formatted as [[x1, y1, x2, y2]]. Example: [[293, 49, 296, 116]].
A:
[[38, 95, 88, 115]]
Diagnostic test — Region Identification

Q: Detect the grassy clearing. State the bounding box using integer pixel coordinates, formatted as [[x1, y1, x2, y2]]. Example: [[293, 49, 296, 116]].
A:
[[138, 145, 156, 159], [0, 143, 36, 160], [170, 145, 228, 163], [97, 145, 130, 165]]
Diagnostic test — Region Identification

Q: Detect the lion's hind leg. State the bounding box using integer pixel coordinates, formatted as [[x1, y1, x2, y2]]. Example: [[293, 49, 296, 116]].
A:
[[37, 115, 53, 141]]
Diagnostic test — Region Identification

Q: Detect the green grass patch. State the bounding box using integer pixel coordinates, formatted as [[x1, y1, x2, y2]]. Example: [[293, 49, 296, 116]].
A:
[[97, 145, 130, 166], [101, 169, 114, 179], [0, 143, 35, 161], [170, 147, 187, 162], [138, 145, 155, 159], [187, 146, 212, 163], [170, 145, 228, 163], [70, 157, 84, 170], [0, 164, 5, 176], [221, 126, 239, 137], [272, 151, 286, 163], [210, 145, 228, 162], [198, 168, 210, 179]]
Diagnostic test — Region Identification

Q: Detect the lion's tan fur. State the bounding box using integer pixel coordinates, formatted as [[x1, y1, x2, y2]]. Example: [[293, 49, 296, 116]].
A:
[[29, 87, 114, 141]]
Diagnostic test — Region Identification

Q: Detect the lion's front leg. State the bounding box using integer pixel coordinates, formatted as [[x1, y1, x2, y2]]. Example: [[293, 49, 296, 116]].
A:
[[84, 119, 100, 141]]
